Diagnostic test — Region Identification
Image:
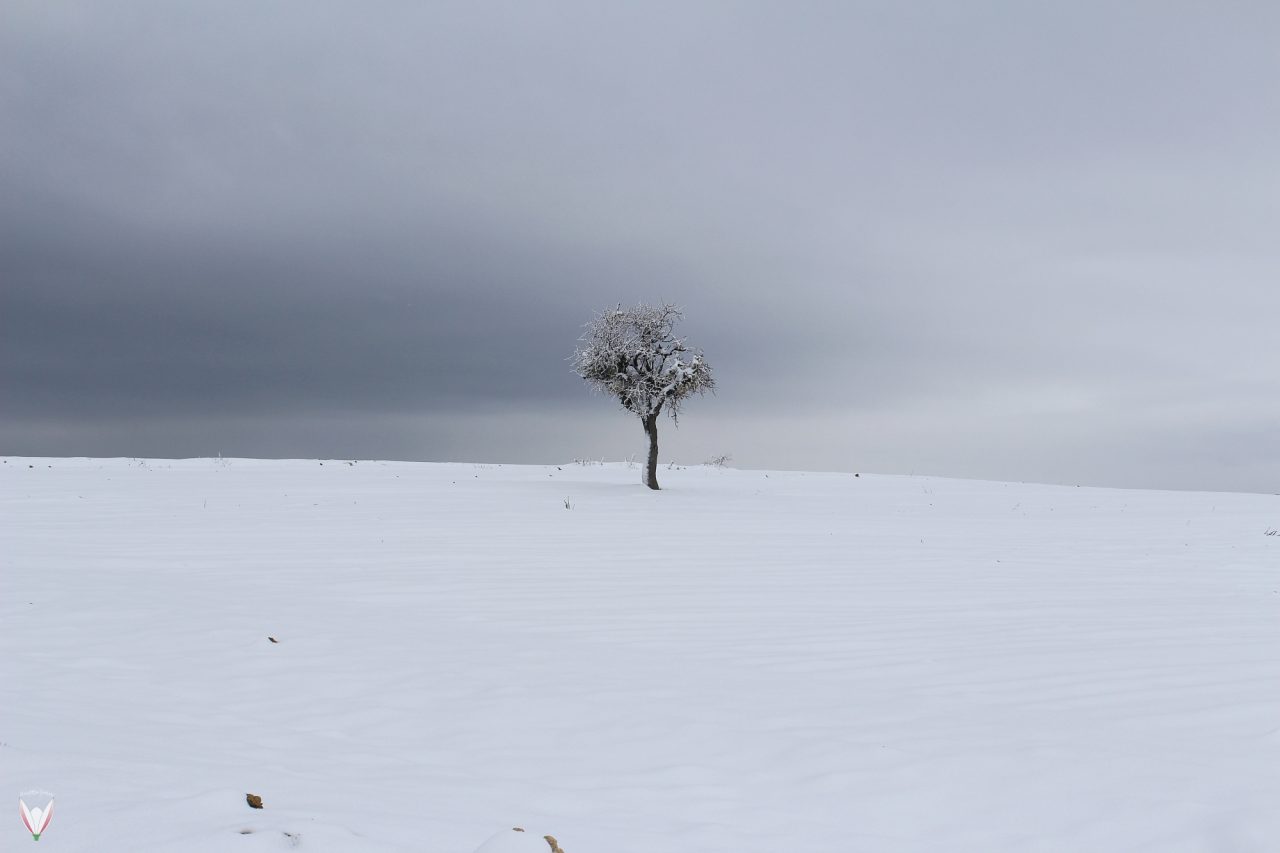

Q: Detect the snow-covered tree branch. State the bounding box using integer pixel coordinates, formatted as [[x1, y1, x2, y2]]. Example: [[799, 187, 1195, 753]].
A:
[[571, 303, 715, 490]]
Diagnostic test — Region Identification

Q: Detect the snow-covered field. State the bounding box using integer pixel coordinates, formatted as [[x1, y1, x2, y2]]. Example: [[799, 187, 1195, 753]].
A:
[[3, 457, 1278, 852]]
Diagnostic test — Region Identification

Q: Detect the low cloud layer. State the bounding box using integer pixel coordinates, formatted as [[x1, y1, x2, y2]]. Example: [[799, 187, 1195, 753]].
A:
[[3, 2, 1279, 492]]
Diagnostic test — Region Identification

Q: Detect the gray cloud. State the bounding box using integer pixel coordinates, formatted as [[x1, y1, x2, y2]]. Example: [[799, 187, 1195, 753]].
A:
[[3, 1, 1279, 491]]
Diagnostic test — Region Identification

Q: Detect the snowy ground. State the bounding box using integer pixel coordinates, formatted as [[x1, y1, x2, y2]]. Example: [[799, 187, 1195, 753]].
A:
[[2, 457, 1278, 851]]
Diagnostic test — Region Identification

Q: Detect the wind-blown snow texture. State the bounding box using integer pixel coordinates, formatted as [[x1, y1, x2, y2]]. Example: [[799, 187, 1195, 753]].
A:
[[3, 457, 1278, 852]]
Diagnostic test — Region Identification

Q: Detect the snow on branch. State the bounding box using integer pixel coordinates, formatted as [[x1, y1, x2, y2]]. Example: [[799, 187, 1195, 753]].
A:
[[571, 303, 715, 422]]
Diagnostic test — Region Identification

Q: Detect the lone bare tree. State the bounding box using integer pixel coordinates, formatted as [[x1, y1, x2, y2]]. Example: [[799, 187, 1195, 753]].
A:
[[572, 303, 715, 490]]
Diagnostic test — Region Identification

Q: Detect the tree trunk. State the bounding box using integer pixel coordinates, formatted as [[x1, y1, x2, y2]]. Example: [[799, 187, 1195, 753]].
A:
[[643, 412, 660, 490]]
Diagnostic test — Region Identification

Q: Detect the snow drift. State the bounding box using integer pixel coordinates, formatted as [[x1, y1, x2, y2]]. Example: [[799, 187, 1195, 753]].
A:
[[2, 457, 1277, 851]]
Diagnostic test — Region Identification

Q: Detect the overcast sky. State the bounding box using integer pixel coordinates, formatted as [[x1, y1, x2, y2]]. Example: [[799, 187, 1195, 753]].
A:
[[3, 1, 1278, 492]]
